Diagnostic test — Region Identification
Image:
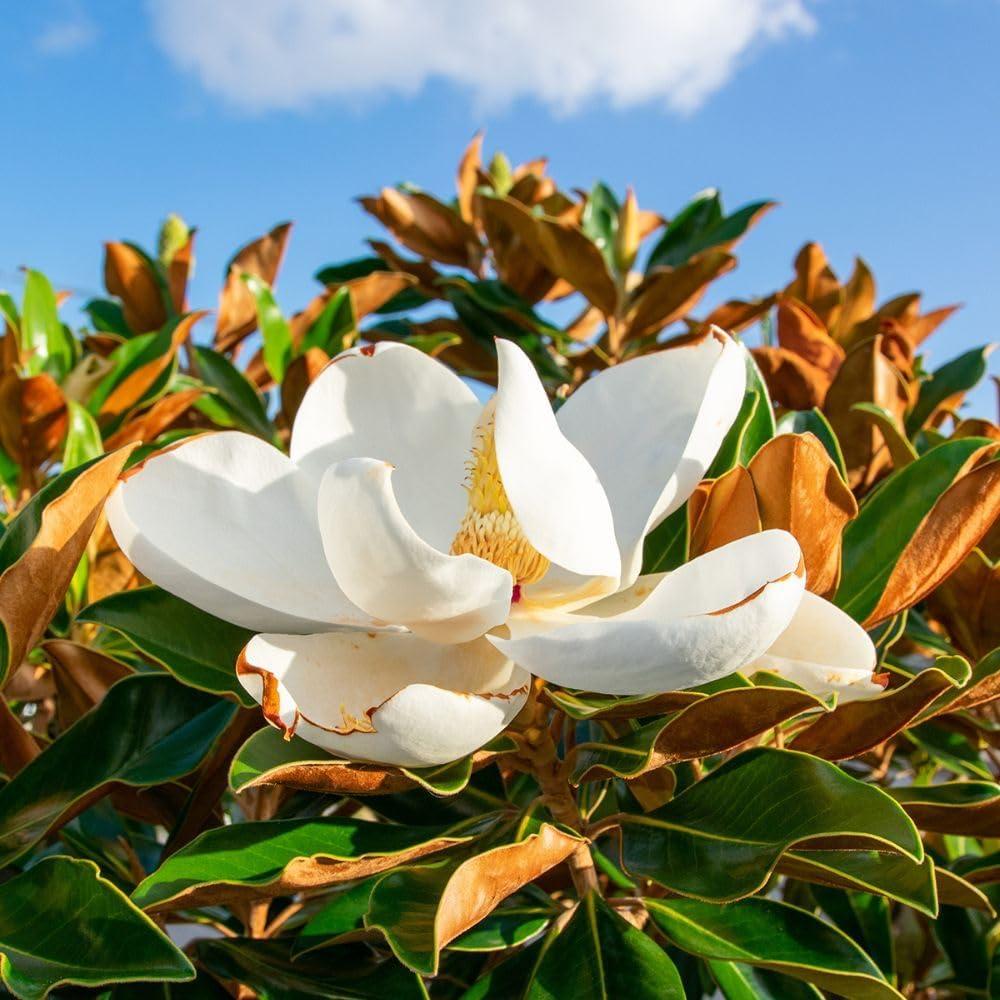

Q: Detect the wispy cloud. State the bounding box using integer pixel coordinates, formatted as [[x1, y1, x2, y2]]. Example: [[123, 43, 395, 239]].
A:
[[35, 8, 98, 56], [147, 0, 816, 115]]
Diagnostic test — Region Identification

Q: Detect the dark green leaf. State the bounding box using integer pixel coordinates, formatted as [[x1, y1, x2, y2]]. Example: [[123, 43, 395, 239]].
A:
[[618, 747, 922, 900], [83, 298, 131, 336], [580, 182, 620, 270], [78, 586, 254, 705], [527, 892, 684, 999], [706, 344, 775, 476], [0, 673, 235, 866], [641, 503, 688, 574], [0, 856, 193, 1000], [197, 938, 428, 1000], [906, 344, 996, 433], [647, 896, 901, 1000], [300, 286, 355, 356], [132, 815, 490, 913], [708, 961, 823, 1000], [647, 192, 773, 270], [191, 346, 275, 441]]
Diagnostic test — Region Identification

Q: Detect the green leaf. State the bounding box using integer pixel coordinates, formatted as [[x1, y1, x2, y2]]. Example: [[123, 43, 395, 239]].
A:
[[836, 436, 994, 622], [300, 286, 355, 356], [83, 298, 132, 336], [314, 257, 429, 314], [647, 191, 773, 270], [640, 503, 688, 574], [527, 892, 684, 999], [780, 849, 939, 916], [0, 856, 193, 1000], [0, 290, 20, 332], [242, 274, 292, 382], [906, 343, 996, 433], [86, 324, 180, 420], [449, 905, 552, 952], [580, 182, 620, 270], [646, 896, 902, 1000], [21, 269, 75, 379], [197, 938, 428, 1000], [618, 747, 922, 900], [775, 407, 847, 478], [78, 586, 254, 705], [0, 673, 236, 866], [190, 346, 275, 441], [63, 400, 104, 470], [132, 815, 490, 914], [708, 962, 823, 1000], [888, 780, 1000, 835], [706, 344, 775, 477], [293, 878, 383, 956]]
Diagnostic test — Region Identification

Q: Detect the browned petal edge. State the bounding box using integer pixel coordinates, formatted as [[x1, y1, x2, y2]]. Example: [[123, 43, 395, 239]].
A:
[[429, 824, 583, 968], [707, 556, 805, 617], [143, 834, 472, 915], [235, 643, 530, 742]]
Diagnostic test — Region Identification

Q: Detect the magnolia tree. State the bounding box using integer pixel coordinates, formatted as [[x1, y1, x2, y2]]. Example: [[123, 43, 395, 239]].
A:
[[0, 139, 998, 999]]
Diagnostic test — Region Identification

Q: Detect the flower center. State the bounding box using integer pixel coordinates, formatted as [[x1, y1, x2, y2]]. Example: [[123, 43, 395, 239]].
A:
[[450, 405, 550, 586]]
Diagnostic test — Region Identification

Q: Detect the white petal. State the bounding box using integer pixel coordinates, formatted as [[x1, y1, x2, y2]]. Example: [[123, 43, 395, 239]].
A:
[[753, 591, 882, 703], [492, 339, 619, 578], [106, 431, 373, 633], [319, 458, 513, 643], [557, 327, 745, 587], [237, 632, 530, 767], [291, 342, 481, 551], [490, 530, 805, 695]]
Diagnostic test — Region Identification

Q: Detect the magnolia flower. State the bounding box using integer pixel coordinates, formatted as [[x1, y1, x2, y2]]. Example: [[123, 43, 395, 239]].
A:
[[106, 329, 879, 767]]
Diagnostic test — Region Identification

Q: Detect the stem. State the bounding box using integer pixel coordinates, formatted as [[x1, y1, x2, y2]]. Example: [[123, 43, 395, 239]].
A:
[[514, 702, 598, 897]]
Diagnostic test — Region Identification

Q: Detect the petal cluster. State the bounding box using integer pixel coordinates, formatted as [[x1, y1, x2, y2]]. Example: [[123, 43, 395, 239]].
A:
[[107, 330, 880, 766]]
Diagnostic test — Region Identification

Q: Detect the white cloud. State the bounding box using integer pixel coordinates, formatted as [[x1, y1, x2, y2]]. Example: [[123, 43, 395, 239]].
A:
[[147, 0, 815, 115], [36, 11, 98, 55]]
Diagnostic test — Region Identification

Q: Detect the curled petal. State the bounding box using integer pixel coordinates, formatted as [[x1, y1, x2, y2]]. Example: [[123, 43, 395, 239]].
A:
[[491, 530, 805, 695], [557, 327, 745, 586], [106, 432, 372, 633], [752, 590, 883, 704], [319, 458, 513, 643], [291, 342, 481, 551], [493, 339, 619, 579], [237, 632, 530, 767]]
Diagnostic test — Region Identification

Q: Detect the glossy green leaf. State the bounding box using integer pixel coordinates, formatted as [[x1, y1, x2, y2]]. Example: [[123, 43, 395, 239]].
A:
[[132, 815, 490, 914], [314, 256, 427, 313], [87, 324, 180, 421], [780, 849, 938, 916], [191, 345, 275, 441], [0, 673, 236, 866], [836, 436, 994, 622], [63, 400, 104, 470], [78, 586, 254, 704], [242, 274, 292, 382], [197, 938, 428, 1000], [775, 407, 847, 478], [300, 286, 355, 355], [580, 182, 620, 270], [618, 747, 922, 900], [906, 344, 996, 433], [709, 961, 823, 1000], [888, 780, 1000, 835], [83, 298, 131, 336], [647, 896, 902, 1000], [0, 856, 193, 1000], [706, 344, 775, 476], [527, 892, 683, 999], [641, 503, 688, 574], [449, 905, 552, 952], [647, 191, 773, 270], [293, 878, 383, 957], [21, 269, 74, 379]]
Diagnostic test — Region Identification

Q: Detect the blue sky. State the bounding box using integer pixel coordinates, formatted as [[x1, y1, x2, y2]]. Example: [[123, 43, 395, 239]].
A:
[[1, 0, 997, 414]]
